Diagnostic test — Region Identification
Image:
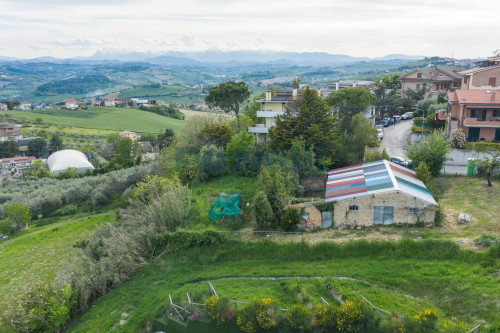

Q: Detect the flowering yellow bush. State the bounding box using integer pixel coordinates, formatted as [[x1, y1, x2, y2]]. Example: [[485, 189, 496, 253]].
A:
[[315, 304, 336, 328], [411, 309, 438, 331], [282, 305, 314, 331], [237, 297, 278, 332], [336, 300, 364, 332], [442, 317, 469, 333]]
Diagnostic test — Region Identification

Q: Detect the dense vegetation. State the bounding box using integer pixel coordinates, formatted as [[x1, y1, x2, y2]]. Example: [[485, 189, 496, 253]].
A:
[[0, 163, 156, 217], [35, 74, 111, 95], [139, 104, 185, 120]]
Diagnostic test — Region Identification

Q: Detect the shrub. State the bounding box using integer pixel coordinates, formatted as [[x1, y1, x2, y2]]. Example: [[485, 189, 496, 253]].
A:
[[450, 129, 467, 149], [206, 296, 234, 325], [364, 148, 390, 162], [252, 191, 273, 231], [335, 300, 367, 332], [465, 142, 500, 152], [280, 207, 300, 231], [281, 304, 314, 331], [474, 234, 499, 248], [237, 297, 280, 332], [53, 204, 78, 216], [315, 304, 336, 328], [408, 309, 439, 332], [199, 145, 226, 179], [0, 219, 15, 235]]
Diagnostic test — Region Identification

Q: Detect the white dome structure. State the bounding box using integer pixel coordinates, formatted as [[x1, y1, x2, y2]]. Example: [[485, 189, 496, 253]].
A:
[[47, 149, 94, 175]]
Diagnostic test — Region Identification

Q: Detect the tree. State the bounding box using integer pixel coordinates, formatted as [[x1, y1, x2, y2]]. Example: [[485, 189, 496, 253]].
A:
[[325, 87, 376, 133], [27, 138, 47, 158], [338, 114, 378, 165], [49, 135, 63, 152], [364, 148, 390, 162], [373, 74, 403, 116], [405, 83, 430, 101], [271, 87, 339, 167], [140, 133, 158, 146], [8, 203, 31, 229], [416, 98, 437, 115], [0, 139, 19, 158], [252, 191, 273, 230], [157, 128, 176, 150], [476, 150, 500, 187], [199, 145, 226, 179], [226, 130, 256, 174], [405, 130, 451, 176], [112, 137, 140, 168], [205, 80, 250, 132], [197, 122, 234, 149]]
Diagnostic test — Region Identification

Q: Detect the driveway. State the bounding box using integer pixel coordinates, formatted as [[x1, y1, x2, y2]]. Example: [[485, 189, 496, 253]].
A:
[[378, 120, 413, 157]]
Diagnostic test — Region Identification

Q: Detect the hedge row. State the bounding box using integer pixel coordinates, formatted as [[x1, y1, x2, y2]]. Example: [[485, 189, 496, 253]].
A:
[[465, 141, 500, 152]]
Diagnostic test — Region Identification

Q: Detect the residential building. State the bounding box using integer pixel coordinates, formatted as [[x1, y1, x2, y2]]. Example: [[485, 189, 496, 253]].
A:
[[0, 123, 22, 142], [458, 58, 500, 90], [248, 88, 302, 144], [0, 156, 36, 170], [156, 100, 167, 106], [400, 67, 461, 99], [131, 98, 149, 105], [0, 103, 7, 111], [325, 160, 437, 226], [104, 98, 116, 107], [63, 99, 78, 110], [16, 102, 32, 111], [319, 80, 374, 98], [119, 130, 140, 141], [447, 90, 500, 142]]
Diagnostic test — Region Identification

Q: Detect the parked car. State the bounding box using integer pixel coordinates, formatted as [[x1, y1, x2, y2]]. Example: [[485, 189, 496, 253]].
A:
[[381, 118, 391, 127], [390, 156, 413, 169], [393, 115, 401, 123], [375, 124, 384, 131], [401, 112, 414, 120], [377, 129, 384, 140]]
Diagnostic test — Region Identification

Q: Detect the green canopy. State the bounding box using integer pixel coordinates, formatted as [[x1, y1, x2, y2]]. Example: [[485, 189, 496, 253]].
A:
[[208, 191, 241, 223]]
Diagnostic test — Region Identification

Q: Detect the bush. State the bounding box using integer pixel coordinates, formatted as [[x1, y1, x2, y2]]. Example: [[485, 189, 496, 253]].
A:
[[465, 142, 500, 152], [237, 297, 280, 332], [199, 145, 226, 179], [364, 148, 390, 162], [252, 191, 273, 231], [450, 129, 467, 149], [0, 219, 15, 235], [280, 207, 300, 231], [407, 309, 439, 332], [474, 234, 499, 248], [281, 304, 314, 331], [53, 204, 78, 216]]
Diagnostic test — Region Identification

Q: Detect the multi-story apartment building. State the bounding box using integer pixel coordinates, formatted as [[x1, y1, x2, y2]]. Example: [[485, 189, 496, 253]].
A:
[[0, 123, 22, 142]]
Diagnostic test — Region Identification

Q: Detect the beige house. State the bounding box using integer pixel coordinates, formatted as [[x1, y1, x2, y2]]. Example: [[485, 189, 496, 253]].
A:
[[248, 88, 302, 144], [0, 103, 7, 111], [458, 60, 500, 91], [326, 160, 437, 226], [119, 130, 140, 141], [401, 67, 461, 99]]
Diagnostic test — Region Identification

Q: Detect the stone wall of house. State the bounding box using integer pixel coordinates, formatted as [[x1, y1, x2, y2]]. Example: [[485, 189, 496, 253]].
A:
[[333, 191, 436, 226]]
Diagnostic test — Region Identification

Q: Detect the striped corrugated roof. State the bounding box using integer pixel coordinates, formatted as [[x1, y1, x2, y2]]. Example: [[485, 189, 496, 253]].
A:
[[325, 160, 437, 205]]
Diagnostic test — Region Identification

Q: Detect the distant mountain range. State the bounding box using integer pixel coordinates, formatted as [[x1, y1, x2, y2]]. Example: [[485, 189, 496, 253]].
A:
[[0, 50, 426, 67]]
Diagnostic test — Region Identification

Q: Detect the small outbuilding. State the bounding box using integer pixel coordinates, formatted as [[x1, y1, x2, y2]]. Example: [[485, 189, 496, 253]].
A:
[[325, 160, 437, 226], [47, 149, 94, 175]]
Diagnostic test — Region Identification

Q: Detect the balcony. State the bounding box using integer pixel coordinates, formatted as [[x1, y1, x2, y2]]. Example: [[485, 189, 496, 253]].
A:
[[463, 117, 500, 128], [248, 124, 269, 134], [257, 111, 284, 118]]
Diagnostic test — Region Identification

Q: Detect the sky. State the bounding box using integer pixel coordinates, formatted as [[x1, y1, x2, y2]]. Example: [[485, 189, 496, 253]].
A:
[[0, 0, 499, 59]]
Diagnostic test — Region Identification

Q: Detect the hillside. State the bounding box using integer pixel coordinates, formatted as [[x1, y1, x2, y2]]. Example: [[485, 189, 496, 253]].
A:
[[6, 107, 186, 133]]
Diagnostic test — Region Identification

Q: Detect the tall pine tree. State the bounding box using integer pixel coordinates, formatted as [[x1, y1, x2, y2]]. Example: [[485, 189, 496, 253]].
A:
[[270, 87, 338, 168]]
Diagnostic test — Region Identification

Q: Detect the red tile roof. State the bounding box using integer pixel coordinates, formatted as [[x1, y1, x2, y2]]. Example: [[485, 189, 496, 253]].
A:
[[447, 91, 458, 103], [454, 89, 500, 105], [459, 64, 500, 75]]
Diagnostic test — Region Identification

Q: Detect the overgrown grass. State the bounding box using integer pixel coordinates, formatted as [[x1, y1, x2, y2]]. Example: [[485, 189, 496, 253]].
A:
[[6, 107, 186, 133], [67, 239, 500, 332], [0, 212, 115, 298]]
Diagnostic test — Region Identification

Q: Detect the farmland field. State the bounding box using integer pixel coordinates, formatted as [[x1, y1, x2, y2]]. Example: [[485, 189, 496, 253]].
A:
[[0, 212, 114, 298], [6, 107, 186, 133]]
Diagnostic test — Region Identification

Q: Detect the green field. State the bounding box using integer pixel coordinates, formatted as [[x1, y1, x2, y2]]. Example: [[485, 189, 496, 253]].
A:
[[7, 107, 186, 134], [119, 85, 204, 106], [67, 240, 500, 332], [0, 212, 114, 298]]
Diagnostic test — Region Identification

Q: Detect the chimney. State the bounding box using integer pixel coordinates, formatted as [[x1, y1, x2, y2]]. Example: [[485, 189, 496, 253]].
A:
[[293, 87, 298, 99], [335, 81, 339, 91], [265, 90, 271, 102]]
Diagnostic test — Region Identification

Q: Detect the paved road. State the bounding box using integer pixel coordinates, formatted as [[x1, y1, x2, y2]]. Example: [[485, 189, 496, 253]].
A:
[[378, 120, 413, 157]]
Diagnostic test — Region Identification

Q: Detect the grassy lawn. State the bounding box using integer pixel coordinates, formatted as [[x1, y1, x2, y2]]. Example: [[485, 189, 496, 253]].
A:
[[67, 241, 500, 332], [0, 212, 115, 298], [6, 107, 186, 134]]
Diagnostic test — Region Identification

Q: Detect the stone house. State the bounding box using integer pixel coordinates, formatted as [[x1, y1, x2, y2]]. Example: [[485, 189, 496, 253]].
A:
[[119, 130, 140, 141], [325, 160, 437, 226]]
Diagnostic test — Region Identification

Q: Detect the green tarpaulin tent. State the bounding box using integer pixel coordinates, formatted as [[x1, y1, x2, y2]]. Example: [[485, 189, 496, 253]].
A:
[[208, 191, 241, 223]]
